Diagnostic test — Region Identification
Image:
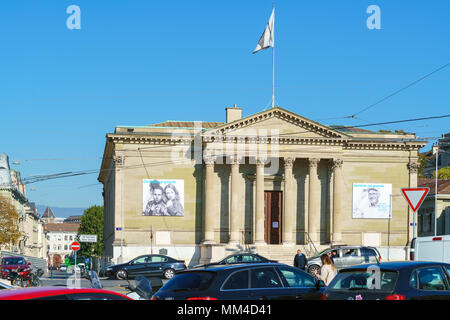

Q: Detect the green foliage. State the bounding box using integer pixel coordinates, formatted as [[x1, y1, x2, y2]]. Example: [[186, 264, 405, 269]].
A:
[[0, 196, 22, 246], [418, 153, 428, 178], [433, 166, 450, 179], [77, 205, 104, 257]]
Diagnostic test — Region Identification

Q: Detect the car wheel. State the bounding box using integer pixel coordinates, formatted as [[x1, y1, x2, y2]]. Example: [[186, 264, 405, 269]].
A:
[[308, 264, 320, 275], [115, 270, 128, 280], [163, 268, 175, 279]]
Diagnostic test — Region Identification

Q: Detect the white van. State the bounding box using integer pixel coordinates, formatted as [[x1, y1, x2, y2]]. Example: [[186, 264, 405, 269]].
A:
[[412, 235, 450, 263]]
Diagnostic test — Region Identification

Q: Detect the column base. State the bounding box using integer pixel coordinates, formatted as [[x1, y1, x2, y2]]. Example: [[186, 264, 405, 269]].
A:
[[201, 240, 216, 245], [331, 233, 342, 245]]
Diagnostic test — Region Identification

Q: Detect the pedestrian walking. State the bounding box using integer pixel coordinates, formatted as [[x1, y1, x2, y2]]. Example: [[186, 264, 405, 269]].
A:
[[313, 254, 337, 286], [293, 249, 308, 271]]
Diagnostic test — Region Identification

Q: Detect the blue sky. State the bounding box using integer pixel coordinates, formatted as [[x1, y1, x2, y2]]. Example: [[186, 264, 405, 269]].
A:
[[1, 1, 449, 210]]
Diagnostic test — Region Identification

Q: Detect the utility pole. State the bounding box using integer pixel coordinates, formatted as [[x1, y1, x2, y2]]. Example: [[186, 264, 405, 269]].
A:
[[120, 153, 124, 264], [435, 141, 439, 236]]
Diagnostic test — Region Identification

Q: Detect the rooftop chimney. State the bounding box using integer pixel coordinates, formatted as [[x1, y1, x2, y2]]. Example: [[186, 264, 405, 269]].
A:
[[225, 104, 242, 123]]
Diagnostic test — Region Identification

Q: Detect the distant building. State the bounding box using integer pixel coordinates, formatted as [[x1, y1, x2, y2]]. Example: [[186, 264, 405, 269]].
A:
[[0, 153, 28, 254], [0, 153, 46, 258], [422, 133, 450, 178], [41, 207, 56, 224], [64, 215, 82, 224], [417, 178, 450, 237], [22, 202, 47, 259], [44, 223, 80, 267]]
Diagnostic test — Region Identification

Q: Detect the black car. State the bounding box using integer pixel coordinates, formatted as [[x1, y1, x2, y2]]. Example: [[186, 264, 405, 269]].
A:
[[152, 263, 325, 300], [196, 253, 277, 268], [323, 261, 450, 300], [104, 254, 186, 280]]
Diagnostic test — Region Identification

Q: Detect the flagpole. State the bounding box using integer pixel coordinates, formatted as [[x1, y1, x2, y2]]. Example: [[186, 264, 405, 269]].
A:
[[272, 3, 275, 108]]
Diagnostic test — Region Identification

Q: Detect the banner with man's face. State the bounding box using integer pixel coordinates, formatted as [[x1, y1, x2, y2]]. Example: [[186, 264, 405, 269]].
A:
[[352, 183, 392, 219], [142, 179, 184, 216]]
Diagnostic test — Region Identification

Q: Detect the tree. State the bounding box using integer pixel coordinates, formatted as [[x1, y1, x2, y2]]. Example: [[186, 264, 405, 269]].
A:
[[433, 166, 450, 179], [0, 196, 22, 248], [77, 205, 104, 258], [418, 153, 428, 178]]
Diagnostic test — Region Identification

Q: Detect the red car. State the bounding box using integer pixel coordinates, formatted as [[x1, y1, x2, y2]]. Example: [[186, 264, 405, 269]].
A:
[[1, 257, 32, 279], [0, 287, 133, 300]]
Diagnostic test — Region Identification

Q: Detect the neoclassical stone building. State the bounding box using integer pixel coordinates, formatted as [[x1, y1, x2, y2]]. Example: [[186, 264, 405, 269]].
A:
[[98, 106, 426, 265]]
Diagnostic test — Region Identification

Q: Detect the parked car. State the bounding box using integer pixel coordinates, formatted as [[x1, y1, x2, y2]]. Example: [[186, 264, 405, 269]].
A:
[[322, 261, 450, 300], [1, 257, 32, 279], [152, 263, 325, 300], [59, 264, 67, 272], [412, 235, 450, 263], [104, 254, 186, 280], [0, 280, 13, 290], [196, 253, 277, 268], [306, 246, 381, 274], [0, 287, 133, 300]]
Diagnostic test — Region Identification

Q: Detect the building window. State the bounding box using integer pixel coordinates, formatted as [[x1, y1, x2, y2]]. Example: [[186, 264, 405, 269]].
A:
[[64, 245, 68, 250], [65, 235, 68, 241]]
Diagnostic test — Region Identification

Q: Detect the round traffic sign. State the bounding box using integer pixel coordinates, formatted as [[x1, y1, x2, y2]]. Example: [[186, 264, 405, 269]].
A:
[[71, 241, 80, 251]]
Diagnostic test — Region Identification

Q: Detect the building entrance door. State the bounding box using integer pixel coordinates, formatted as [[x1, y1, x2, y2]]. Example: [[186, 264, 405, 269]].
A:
[[264, 191, 282, 244]]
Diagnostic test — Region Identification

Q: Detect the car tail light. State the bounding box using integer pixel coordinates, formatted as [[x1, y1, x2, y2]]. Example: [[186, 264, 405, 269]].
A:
[[410, 252, 414, 261], [379, 256, 382, 262], [151, 296, 159, 300], [385, 294, 405, 300], [320, 293, 328, 300], [187, 297, 218, 300]]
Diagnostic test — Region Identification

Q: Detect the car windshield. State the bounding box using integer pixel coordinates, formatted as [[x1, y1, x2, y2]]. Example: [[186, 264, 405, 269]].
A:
[[160, 272, 215, 292], [2, 258, 25, 265], [328, 270, 398, 292]]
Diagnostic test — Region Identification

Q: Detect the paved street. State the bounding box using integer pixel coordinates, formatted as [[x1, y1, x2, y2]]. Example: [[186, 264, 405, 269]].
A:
[[40, 271, 167, 296]]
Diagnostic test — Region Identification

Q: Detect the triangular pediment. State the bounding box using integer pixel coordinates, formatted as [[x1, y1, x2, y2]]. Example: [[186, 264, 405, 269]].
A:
[[204, 107, 349, 139]]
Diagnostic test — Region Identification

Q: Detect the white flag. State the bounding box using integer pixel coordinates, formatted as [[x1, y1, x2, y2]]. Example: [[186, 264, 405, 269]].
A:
[[253, 8, 275, 54]]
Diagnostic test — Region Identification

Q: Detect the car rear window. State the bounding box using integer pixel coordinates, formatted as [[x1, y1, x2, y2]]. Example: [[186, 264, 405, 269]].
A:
[[328, 270, 398, 292], [160, 272, 215, 292]]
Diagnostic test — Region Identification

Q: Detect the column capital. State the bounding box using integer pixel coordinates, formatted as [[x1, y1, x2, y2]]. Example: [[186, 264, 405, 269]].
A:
[[204, 155, 215, 166], [113, 155, 124, 168], [229, 155, 243, 166], [256, 157, 267, 167], [330, 158, 344, 171], [407, 161, 420, 174], [308, 158, 320, 169], [284, 157, 295, 169]]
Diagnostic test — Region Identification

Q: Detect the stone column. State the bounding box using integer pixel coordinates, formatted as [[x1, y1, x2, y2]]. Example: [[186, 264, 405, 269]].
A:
[[407, 161, 420, 242], [283, 157, 295, 245], [229, 156, 241, 244], [308, 158, 320, 243], [255, 157, 266, 244], [331, 158, 344, 244], [203, 155, 216, 244]]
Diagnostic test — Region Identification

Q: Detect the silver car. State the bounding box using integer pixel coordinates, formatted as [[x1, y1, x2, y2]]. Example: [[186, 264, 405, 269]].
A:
[[305, 246, 381, 274]]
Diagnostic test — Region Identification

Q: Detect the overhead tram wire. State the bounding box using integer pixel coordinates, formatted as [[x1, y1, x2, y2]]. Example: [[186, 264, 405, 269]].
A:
[[314, 61, 450, 122], [348, 61, 450, 118], [332, 114, 450, 130]]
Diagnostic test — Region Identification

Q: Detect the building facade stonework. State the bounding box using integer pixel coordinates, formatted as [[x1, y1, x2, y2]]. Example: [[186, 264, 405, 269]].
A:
[[98, 107, 427, 265]]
